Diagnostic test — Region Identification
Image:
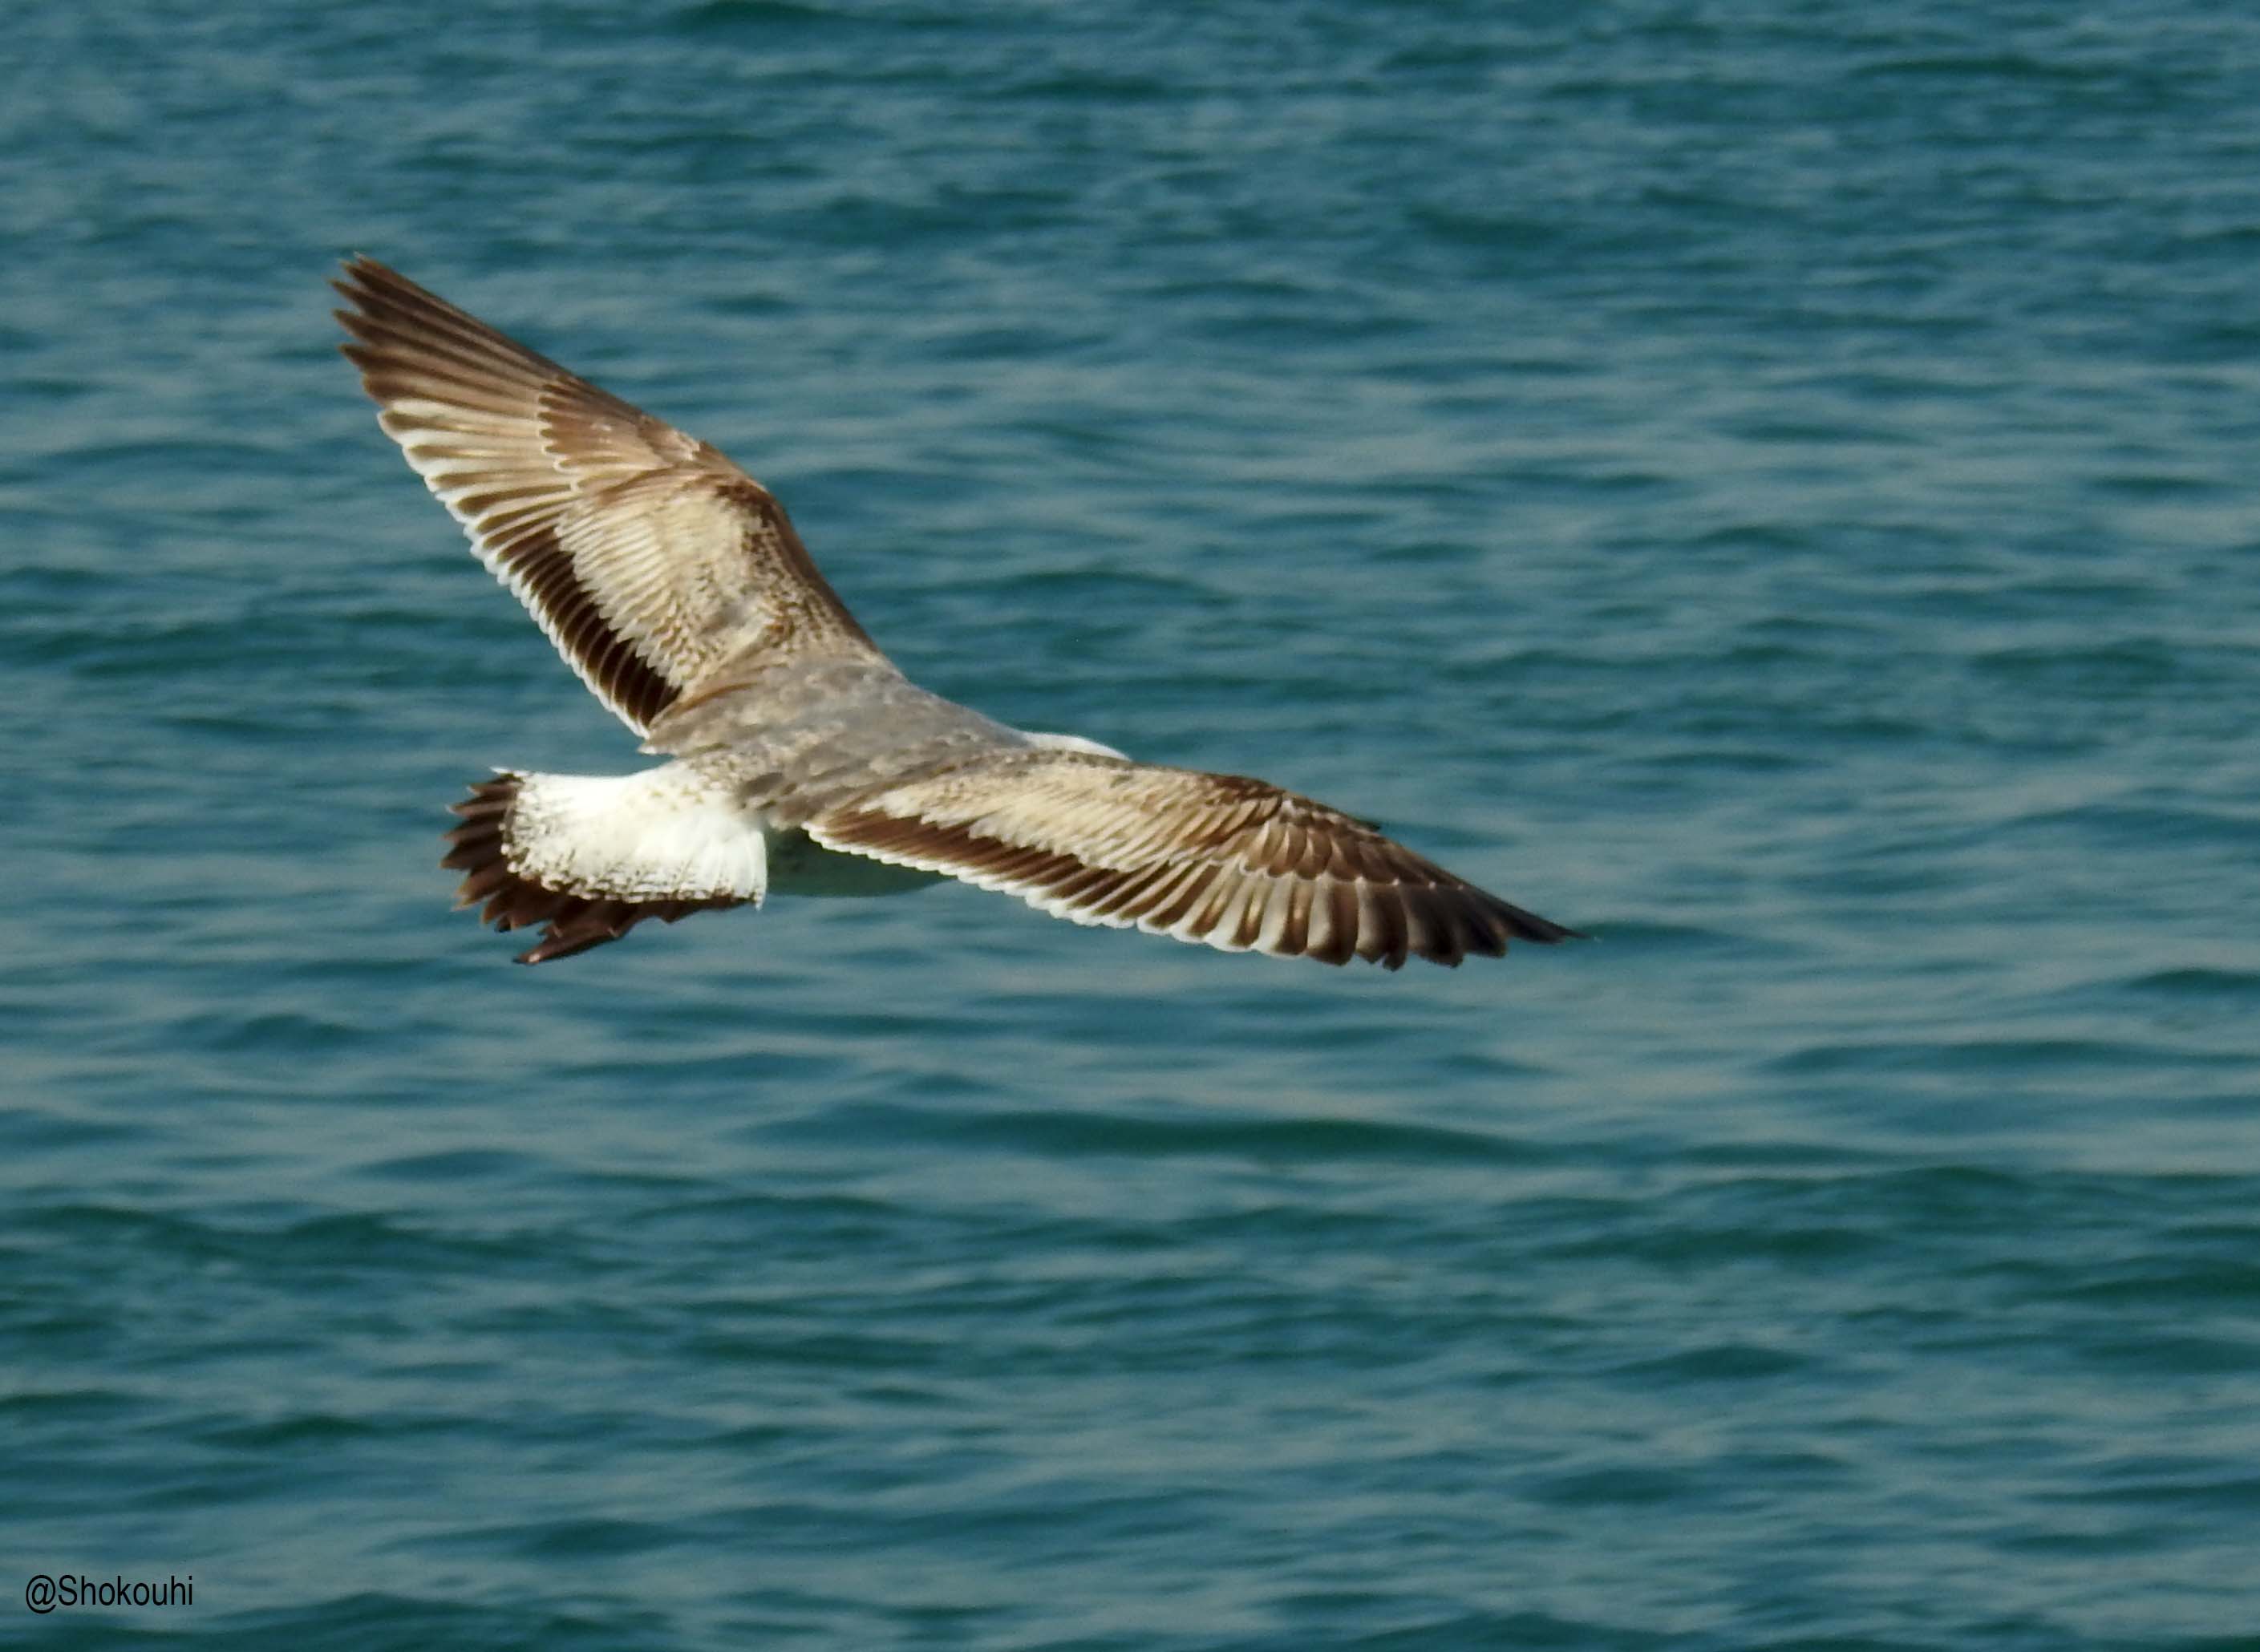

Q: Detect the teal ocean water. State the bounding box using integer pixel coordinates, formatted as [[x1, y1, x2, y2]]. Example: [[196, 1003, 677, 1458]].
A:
[[7, 3, 2260, 1646]]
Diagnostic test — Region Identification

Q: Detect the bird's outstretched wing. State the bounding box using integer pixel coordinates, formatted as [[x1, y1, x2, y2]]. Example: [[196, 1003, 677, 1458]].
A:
[[809, 748, 1583, 969], [334, 256, 885, 734]]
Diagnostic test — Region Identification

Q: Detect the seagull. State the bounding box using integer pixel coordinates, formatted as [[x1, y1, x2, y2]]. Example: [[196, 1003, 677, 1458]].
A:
[[334, 257, 1583, 969]]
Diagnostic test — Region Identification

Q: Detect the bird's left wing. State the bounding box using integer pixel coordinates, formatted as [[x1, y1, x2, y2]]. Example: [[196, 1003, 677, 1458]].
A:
[[334, 256, 886, 735]]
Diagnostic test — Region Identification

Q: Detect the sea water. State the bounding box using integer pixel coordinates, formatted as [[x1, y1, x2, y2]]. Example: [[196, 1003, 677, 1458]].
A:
[[5, 3, 2258, 1646]]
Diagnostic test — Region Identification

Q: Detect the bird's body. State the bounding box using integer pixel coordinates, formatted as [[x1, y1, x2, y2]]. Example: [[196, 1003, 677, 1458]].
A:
[[334, 257, 1581, 968]]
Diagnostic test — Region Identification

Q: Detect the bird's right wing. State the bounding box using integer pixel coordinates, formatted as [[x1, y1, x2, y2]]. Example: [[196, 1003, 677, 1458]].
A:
[[808, 748, 1582, 969], [335, 257, 887, 735]]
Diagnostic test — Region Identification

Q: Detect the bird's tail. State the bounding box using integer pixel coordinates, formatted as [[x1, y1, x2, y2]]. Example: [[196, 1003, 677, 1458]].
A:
[[440, 767, 767, 963]]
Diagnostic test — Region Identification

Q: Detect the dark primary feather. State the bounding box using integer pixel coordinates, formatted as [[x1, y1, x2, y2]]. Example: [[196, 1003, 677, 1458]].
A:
[[812, 749, 1585, 969], [334, 256, 881, 735]]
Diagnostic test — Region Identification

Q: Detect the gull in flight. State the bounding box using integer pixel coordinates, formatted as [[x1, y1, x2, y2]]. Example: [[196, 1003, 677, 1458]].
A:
[[334, 257, 1582, 969]]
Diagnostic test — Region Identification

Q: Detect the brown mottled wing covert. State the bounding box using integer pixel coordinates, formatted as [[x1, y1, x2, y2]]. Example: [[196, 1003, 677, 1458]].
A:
[[334, 256, 883, 734], [809, 749, 1585, 969]]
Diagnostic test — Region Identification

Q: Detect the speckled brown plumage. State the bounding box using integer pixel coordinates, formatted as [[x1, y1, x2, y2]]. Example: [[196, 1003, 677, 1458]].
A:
[[810, 749, 1581, 969], [334, 256, 879, 735], [341, 257, 1582, 969]]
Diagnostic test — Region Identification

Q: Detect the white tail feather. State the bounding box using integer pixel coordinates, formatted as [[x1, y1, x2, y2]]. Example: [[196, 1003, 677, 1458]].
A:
[[507, 766, 769, 902]]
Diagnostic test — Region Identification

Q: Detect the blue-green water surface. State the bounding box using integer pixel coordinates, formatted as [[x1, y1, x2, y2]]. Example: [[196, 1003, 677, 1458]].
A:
[[5, 3, 2259, 1647]]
